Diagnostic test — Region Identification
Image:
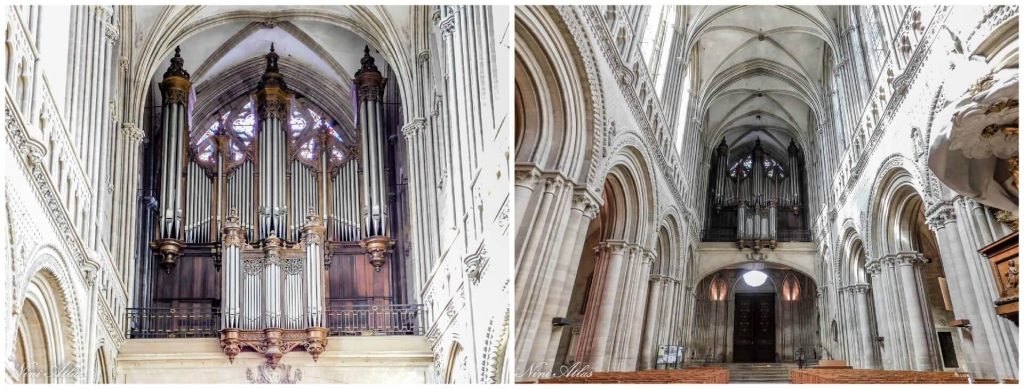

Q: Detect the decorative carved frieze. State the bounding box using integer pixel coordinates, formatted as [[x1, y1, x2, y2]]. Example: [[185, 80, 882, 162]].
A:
[[221, 327, 328, 368], [246, 362, 302, 384]]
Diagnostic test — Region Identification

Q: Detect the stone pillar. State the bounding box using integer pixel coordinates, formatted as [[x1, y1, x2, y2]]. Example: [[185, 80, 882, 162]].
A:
[[513, 175, 571, 367], [578, 241, 628, 371], [865, 260, 891, 369], [116, 123, 145, 305], [528, 190, 598, 368], [513, 167, 541, 241], [879, 255, 911, 370], [639, 275, 664, 369], [850, 283, 878, 368], [895, 252, 935, 371], [82, 257, 101, 384], [927, 200, 1018, 380], [621, 249, 653, 370]]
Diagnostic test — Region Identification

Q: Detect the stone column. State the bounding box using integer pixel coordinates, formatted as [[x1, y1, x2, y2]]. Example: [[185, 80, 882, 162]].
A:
[[622, 250, 653, 370], [639, 275, 664, 369], [82, 257, 101, 383], [116, 123, 145, 305], [865, 260, 891, 369], [578, 241, 627, 371], [850, 283, 878, 368], [529, 190, 598, 368], [514, 166, 542, 240], [879, 255, 910, 370], [895, 252, 935, 371], [514, 175, 570, 367], [927, 200, 1017, 380]]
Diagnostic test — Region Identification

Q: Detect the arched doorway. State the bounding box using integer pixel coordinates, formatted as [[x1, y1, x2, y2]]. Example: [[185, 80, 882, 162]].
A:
[[690, 265, 817, 363]]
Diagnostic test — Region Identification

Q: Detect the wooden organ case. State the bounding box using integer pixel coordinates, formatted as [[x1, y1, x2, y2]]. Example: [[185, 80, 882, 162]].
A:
[[705, 138, 809, 249], [140, 45, 412, 367]]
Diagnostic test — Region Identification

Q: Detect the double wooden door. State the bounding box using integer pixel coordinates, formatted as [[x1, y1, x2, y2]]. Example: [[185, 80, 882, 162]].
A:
[[733, 293, 776, 362]]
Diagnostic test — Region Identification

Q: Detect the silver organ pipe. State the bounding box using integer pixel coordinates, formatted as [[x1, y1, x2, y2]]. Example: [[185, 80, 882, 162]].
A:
[[152, 46, 192, 273], [330, 160, 360, 241], [263, 233, 282, 328], [354, 46, 391, 271], [221, 209, 244, 329], [225, 161, 255, 239], [301, 211, 325, 328], [184, 160, 214, 243], [355, 46, 388, 239], [712, 138, 804, 248], [213, 45, 360, 345], [290, 161, 319, 241]]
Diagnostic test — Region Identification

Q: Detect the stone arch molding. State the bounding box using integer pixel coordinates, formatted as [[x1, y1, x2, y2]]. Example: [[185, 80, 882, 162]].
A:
[[838, 224, 871, 286], [13, 247, 87, 382], [551, 6, 609, 190], [866, 153, 932, 258], [594, 137, 661, 248], [655, 209, 686, 277], [515, 5, 599, 185]]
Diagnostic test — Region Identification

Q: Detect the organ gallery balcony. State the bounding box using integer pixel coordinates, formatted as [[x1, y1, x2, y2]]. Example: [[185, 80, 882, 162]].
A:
[[126, 304, 424, 339]]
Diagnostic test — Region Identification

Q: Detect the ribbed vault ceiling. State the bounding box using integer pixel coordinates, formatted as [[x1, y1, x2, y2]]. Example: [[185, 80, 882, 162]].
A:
[[137, 6, 397, 138], [684, 5, 839, 152]]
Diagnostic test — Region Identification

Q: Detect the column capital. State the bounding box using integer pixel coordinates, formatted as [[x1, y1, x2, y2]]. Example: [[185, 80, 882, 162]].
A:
[[437, 15, 456, 37], [597, 240, 628, 256], [845, 283, 871, 294], [400, 117, 426, 139], [513, 166, 542, 189], [641, 249, 656, 265], [924, 202, 956, 230], [571, 190, 601, 219], [865, 258, 883, 275], [878, 254, 900, 268], [895, 252, 926, 267], [541, 174, 567, 195], [103, 23, 119, 43], [121, 123, 144, 143]]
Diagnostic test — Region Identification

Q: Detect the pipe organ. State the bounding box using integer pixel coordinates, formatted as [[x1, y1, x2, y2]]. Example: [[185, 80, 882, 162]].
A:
[[148, 44, 396, 367], [354, 45, 393, 271], [152, 46, 191, 272], [708, 138, 804, 250]]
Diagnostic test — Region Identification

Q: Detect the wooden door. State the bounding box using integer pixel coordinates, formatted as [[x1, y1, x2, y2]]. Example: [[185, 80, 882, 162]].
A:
[[734, 293, 776, 362]]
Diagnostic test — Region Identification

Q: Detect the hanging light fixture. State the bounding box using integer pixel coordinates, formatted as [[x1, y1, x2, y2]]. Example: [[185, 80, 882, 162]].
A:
[[742, 270, 768, 287]]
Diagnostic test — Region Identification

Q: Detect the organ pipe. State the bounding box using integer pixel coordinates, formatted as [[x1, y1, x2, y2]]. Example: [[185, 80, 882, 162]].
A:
[[221, 208, 245, 329], [354, 46, 392, 271], [153, 46, 191, 273], [709, 138, 804, 250], [256, 44, 291, 240], [301, 210, 326, 328]]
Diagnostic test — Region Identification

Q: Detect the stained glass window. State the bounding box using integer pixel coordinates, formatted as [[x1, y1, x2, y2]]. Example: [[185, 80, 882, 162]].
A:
[[231, 102, 255, 139], [192, 97, 342, 166]]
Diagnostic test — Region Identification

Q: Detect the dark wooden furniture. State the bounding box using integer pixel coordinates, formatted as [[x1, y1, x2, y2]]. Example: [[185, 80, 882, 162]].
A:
[[979, 231, 1018, 325]]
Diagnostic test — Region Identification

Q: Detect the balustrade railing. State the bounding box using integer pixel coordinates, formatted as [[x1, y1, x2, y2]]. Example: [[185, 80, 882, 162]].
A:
[[701, 228, 811, 242], [125, 304, 424, 338], [125, 307, 221, 339], [778, 229, 812, 242], [701, 228, 735, 242], [325, 304, 424, 336]]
